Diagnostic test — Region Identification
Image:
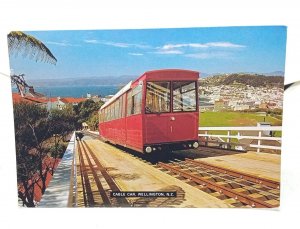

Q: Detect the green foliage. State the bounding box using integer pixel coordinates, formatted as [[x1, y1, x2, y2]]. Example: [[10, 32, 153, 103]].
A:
[[73, 100, 103, 129], [87, 112, 99, 131], [48, 106, 76, 136], [8, 31, 57, 65], [49, 143, 66, 159], [14, 103, 49, 153], [14, 102, 76, 207]]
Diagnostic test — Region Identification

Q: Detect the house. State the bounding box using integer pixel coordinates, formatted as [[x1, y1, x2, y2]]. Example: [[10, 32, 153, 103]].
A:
[[12, 93, 48, 108], [47, 97, 86, 110], [233, 104, 250, 111], [214, 99, 228, 111]]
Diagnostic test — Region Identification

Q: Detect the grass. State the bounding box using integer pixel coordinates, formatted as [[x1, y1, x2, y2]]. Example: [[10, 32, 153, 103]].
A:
[[199, 111, 282, 138], [200, 111, 282, 127]]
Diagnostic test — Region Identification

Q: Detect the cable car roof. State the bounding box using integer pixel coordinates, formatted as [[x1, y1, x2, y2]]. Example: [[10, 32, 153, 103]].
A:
[[100, 81, 132, 110]]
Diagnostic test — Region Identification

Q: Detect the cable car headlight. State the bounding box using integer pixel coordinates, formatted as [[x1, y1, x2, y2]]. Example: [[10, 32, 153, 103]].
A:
[[145, 146, 152, 153], [193, 142, 199, 148]]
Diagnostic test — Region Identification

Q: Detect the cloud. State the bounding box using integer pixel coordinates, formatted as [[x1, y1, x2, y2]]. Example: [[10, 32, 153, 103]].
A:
[[84, 39, 99, 44], [84, 39, 150, 49], [185, 52, 231, 59], [160, 42, 245, 50], [83, 39, 244, 59], [153, 50, 184, 55], [129, 53, 144, 56], [205, 42, 246, 48], [46, 41, 79, 47]]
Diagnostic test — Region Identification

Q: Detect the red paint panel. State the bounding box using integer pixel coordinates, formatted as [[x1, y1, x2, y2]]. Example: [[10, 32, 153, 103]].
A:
[[99, 118, 126, 145], [126, 114, 143, 150], [144, 112, 198, 144], [170, 112, 198, 142], [144, 113, 172, 144]]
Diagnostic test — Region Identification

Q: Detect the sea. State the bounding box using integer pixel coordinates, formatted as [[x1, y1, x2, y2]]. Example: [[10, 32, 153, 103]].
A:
[[12, 85, 213, 106], [12, 85, 120, 98]]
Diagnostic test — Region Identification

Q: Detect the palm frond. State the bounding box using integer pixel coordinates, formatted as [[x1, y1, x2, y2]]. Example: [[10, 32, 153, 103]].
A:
[[7, 31, 57, 65]]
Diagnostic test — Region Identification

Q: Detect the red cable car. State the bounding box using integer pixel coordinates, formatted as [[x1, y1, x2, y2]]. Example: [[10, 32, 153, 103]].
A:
[[98, 69, 199, 153]]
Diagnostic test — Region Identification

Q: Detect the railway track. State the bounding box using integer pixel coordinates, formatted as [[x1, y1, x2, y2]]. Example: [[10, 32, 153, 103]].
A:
[[75, 140, 130, 207], [81, 131, 280, 208], [157, 159, 280, 208]]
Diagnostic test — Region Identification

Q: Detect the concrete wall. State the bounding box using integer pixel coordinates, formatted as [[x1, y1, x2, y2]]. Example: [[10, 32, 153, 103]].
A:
[[38, 132, 75, 207]]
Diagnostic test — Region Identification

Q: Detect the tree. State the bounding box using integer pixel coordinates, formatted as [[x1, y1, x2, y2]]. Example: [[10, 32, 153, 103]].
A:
[[14, 103, 50, 207], [74, 100, 103, 129], [87, 112, 99, 131], [8, 31, 57, 65], [14, 102, 76, 207]]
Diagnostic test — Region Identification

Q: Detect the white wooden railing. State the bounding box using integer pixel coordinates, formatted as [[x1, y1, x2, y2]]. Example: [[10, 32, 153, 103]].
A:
[[198, 126, 282, 153]]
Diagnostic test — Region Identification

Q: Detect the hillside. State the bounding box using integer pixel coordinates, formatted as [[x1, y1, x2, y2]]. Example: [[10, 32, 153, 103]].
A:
[[200, 73, 284, 88]]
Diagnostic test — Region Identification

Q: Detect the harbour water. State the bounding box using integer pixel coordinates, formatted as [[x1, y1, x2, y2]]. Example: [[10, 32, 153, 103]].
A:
[[12, 85, 120, 98]]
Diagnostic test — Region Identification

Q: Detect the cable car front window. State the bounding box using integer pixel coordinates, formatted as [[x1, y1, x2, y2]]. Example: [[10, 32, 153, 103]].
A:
[[146, 81, 170, 113], [173, 81, 197, 112]]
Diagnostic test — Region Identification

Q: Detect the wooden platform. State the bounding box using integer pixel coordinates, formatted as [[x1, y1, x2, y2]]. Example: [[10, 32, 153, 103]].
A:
[[190, 147, 281, 182], [85, 140, 232, 208]]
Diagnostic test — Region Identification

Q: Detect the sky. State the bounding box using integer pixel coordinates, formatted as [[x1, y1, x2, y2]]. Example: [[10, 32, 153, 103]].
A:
[[9, 26, 287, 79]]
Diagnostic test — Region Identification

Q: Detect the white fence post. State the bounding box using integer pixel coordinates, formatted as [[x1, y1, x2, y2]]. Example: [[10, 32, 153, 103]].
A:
[[227, 130, 231, 149], [257, 131, 261, 153]]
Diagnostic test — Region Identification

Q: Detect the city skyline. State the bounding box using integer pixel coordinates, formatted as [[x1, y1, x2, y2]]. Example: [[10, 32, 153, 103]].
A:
[[9, 26, 287, 79]]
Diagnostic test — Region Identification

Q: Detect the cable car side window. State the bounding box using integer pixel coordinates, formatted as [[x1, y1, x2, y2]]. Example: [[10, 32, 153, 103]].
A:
[[132, 84, 142, 115], [127, 90, 132, 116], [146, 81, 170, 113], [173, 81, 197, 112]]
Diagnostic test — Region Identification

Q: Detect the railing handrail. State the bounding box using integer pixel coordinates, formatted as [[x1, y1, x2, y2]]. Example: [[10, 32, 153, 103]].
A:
[[199, 126, 282, 131], [198, 126, 282, 152]]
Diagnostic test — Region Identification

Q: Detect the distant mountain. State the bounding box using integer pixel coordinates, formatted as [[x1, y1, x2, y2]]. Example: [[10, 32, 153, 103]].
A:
[[27, 71, 284, 87], [200, 72, 210, 78], [201, 73, 284, 88], [263, 71, 284, 76]]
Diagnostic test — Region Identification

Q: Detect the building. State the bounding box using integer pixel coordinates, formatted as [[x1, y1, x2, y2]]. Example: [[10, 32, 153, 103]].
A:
[[47, 97, 86, 110], [12, 92, 86, 111], [214, 99, 228, 111], [12, 93, 48, 108]]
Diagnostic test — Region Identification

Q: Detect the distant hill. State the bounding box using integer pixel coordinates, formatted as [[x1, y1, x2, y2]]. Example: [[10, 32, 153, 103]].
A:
[[263, 71, 284, 76], [27, 71, 285, 87], [200, 73, 284, 87]]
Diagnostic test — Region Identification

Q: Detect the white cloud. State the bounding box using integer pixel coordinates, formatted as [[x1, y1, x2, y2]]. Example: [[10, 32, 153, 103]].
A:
[[84, 39, 150, 49], [160, 42, 245, 50], [154, 50, 184, 55], [84, 39, 99, 44], [129, 53, 144, 56], [185, 52, 231, 59], [161, 43, 206, 50], [205, 42, 246, 48], [46, 41, 79, 47]]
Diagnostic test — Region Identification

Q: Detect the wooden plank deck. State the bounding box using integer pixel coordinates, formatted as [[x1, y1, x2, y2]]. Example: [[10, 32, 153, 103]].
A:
[[192, 147, 281, 182], [85, 140, 232, 208]]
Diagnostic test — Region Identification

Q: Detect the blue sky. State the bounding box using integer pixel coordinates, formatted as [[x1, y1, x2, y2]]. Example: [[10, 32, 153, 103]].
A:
[[9, 26, 287, 79]]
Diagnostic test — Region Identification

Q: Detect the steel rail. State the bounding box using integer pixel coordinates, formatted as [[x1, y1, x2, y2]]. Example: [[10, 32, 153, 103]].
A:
[[77, 141, 95, 206], [79, 141, 112, 206], [158, 162, 276, 208], [185, 159, 280, 189], [175, 162, 279, 199], [82, 141, 131, 207]]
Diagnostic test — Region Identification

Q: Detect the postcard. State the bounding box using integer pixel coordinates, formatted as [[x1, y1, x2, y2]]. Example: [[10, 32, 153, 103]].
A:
[[8, 26, 286, 208]]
